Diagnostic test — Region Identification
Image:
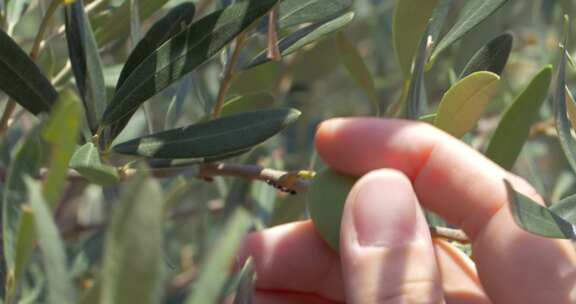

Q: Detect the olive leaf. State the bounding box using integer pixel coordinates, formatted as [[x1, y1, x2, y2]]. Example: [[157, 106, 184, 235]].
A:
[[65, 0, 107, 133], [459, 33, 513, 79], [434, 71, 500, 138], [0, 28, 57, 115], [69, 143, 119, 185], [431, 0, 509, 60], [506, 180, 576, 239], [108, 2, 196, 141], [485, 66, 551, 170], [101, 0, 279, 126], [113, 108, 300, 159]]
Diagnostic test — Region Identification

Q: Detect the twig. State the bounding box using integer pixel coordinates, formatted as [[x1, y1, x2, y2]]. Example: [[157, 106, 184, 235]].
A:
[[266, 9, 281, 61], [211, 34, 246, 118]]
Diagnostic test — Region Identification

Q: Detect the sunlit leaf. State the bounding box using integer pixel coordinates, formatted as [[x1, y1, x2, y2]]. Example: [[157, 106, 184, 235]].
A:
[[26, 178, 75, 304], [432, 0, 509, 60], [434, 71, 500, 138], [101, 0, 279, 126], [459, 33, 513, 78], [246, 12, 355, 69], [185, 208, 252, 304], [0, 28, 57, 115], [393, 0, 438, 77], [65, 0, 107, 133], [113, 108, 300, 159], [7, 207, 35, 303], [278, 0, 352, 28], [485, 66, 551, 170], [506, 180, 576, 239], [101, 173, 164, 304], [335, 32, 379, 115], [42, 90, 82, 208], [69, 143, 119, 185]]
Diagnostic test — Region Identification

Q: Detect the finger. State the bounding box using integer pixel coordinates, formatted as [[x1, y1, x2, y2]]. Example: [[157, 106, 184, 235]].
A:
[[340, 169, 444, 303], [238, 221, 345, 301], [253, 291, 341, 304], [433, 239, 490, 304], [239, 221, 490, 302], [316, 118, 576, 303]]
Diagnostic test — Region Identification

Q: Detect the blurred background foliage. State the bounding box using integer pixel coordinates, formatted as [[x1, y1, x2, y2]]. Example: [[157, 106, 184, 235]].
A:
[[0, 0, 575, 303]]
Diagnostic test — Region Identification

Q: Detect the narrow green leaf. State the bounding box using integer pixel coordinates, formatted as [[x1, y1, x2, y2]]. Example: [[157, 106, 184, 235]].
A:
[[107, 2, 196, 141], [164, 74, 193, 130], [335, 32, 379, 115], [278, 0, 352, 28], [69, 143, 119, 185], [113, 108, 300, 159], [25, 178, 75, 304], [64, 0, 107, 133], [434, 71, 500, 138], [551, 194, 576, 224], [42, 90, 82, 208], [117, 2, 196, 90], [94, 0, 170, 45], [220, 92, 275, 117], [185, 208, 252, 304], [393, 0, 438, 77], [3, 126, 44, 276], [101, 173, 164, 304], [432, 0, 509, 60], [554, 22, 576, 174], [405, 23, 430, 119], [102, 0, 279, 126], [232, 258, 255, 304], [459, 33, 513, 79], [485, 66, 551, 170], [8, 209, 35, 304], [247, 12, 355, 69], [506, 180, 576, 239], [0, 29, 57, 115]]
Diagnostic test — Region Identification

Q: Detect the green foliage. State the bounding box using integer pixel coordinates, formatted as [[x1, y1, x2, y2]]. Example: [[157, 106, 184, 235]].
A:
[[112, 108, 300, 159], [485, 66, 552, 170], [0, 0, 575, 302], [435, 71, 500, 138], [65, 0, 107, 133], [0, 29, 56, 115]]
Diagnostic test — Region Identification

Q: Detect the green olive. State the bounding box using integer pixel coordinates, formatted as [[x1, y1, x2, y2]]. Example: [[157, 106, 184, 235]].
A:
[[306, 168, 357, 252]]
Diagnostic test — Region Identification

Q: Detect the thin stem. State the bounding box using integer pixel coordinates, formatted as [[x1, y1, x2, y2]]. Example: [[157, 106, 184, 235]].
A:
[[266, 9, 281, 61], [211, 34, 246, 118]]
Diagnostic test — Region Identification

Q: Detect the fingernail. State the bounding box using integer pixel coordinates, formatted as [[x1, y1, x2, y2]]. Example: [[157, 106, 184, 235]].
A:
[[352, 171, 422, 247]]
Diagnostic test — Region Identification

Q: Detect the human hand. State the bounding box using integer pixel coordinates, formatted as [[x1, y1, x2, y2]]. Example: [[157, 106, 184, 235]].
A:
[[238, 118, 576, 303]]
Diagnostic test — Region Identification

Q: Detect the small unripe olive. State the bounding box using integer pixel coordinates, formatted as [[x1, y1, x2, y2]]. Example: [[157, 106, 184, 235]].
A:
[[306, 168, 357, 252]]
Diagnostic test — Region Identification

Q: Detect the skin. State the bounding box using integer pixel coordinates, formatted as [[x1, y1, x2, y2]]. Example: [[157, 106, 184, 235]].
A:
[[238, 118, 576, 303]]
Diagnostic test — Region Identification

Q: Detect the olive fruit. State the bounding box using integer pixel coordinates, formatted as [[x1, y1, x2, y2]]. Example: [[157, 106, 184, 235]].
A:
[[306, 168, 357, 252]]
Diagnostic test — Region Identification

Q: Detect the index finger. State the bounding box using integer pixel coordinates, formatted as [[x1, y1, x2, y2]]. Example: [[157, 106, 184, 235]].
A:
[[316, 118, 576, 304]]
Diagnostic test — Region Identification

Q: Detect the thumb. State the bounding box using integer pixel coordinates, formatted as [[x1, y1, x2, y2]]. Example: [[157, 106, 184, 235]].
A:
[[340, 169, 444, 304]]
